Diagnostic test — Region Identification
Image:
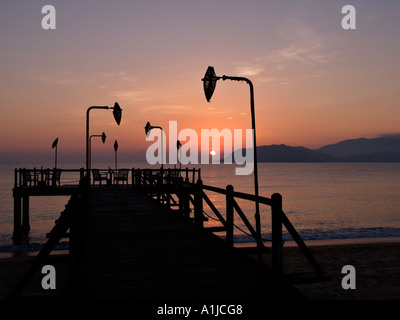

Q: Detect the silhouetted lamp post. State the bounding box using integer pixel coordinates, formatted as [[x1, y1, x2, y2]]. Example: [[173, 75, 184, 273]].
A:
[[114, 140, 118, 171], [89, 132, 106, 169], [86, 102, 122, 172], [51, 138, 58, 169], [202, 66, 262, 261], [177, 140, 182, 172], [145, 122, 164, 170]]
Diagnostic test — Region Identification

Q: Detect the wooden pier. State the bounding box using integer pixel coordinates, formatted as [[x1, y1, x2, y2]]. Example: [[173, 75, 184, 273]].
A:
[[73, 187, 300, 300], [10, 167, 330, 300]]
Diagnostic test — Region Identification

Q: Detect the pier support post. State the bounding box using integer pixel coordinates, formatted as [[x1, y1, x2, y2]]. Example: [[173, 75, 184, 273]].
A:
[[22, 195, 30, 232], [271, 193, 283, 278], [226, 185, 234, 248], [13, 193, 22, 242], [194, 179, 204, 228], [178, 178, 190, 219]]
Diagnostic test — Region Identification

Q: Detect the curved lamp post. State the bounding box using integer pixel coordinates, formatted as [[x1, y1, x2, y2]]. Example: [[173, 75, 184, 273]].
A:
[[201, 66, 262, 264], [177, 140, 182, 173], [145, 122, 164, 170], [89, 132, 106, 169], [86, 102, 122, 171]]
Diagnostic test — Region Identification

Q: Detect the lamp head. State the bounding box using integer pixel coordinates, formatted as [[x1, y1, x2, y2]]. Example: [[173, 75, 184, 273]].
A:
[[202, 66, 218, 102], [101, 132, 106, 144], [112, 102, 122, 125], [145, 121, 152, 136]]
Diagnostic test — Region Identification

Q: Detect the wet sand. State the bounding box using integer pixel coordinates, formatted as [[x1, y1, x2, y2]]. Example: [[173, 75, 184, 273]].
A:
[[278, 241, 400, 300], [1, 240, 399, 300]]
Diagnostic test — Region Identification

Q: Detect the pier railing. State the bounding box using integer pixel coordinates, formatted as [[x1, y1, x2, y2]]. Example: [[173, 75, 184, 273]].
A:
[[14, 168, 85, 188], [12, 166, 329, 284], [132, 167, 328, 282]]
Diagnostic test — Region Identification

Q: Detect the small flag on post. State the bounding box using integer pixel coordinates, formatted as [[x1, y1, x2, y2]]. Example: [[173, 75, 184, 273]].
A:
[[52, 138, 58, 149], [114, 140, 118, 171], [52, 138, 58, 169]]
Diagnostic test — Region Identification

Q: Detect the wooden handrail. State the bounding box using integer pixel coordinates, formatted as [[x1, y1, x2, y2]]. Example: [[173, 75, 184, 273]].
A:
[[132, 168, 326, 280]]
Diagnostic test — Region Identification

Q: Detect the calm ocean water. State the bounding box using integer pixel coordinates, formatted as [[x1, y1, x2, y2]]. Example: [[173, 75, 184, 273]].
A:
[[1, 162, 400, 253]]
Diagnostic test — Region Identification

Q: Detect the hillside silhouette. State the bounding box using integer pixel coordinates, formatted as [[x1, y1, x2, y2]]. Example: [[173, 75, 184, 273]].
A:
[[233, 135, 400, 162]]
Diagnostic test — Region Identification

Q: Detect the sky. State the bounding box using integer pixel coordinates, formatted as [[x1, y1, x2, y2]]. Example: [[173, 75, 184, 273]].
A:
[[0, 0, 399, 164]]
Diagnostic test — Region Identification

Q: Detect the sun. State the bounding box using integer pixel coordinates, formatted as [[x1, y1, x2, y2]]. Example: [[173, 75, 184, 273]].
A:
[[210, 150, 216, 156]]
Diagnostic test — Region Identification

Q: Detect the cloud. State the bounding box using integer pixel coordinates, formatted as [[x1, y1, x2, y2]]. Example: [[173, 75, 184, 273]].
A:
[[139, 104, 191, 114], [271, 41, 335, 66], [233, 65, 264, 77]]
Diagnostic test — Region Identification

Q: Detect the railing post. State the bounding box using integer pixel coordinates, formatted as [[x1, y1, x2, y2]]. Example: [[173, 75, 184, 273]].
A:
[[137, 169, 142, 189], [178, 177, 184, 217], [166, 170, 171, 210], [79, 168, 84, 184], [156, 172, 162, 203], [226, 184, 234, 248], [271, 193, 283, 278], [178, 178, 190, 219], [194, 179, 204, 228]]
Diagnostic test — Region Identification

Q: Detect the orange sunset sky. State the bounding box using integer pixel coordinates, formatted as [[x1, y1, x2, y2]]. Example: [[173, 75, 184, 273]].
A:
[[0, 1, 399, 164]]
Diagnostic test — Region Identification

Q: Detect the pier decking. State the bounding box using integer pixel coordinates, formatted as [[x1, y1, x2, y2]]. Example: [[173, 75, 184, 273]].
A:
[[11, 167, 329, 300], [73, 187, 302, 300]]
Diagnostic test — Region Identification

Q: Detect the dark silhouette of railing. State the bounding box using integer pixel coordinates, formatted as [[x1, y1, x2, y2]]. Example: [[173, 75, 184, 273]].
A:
[[132, 168, 329, 283], [14, 168, 84, 188]]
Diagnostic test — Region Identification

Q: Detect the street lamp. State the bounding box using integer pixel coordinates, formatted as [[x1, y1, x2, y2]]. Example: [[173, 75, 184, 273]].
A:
[[177, 140, 182, 173], [114, 140, 118, 171], [145, 121, 164, 170], [86, 102, 122, 172], [202, 66, 262, 264], [89, 132, 106, 169]]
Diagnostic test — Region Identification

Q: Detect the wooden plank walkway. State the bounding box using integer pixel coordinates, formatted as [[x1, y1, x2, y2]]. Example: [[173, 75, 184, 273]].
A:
[[72, 187, 305, 300]]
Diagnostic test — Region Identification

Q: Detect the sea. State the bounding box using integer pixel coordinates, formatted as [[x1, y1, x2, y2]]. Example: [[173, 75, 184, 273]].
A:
[[1, 161, 400, 256]]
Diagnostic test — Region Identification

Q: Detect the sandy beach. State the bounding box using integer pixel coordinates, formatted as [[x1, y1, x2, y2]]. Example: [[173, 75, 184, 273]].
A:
[[1, 239, 399, 300], [279, 239, 400, 300]]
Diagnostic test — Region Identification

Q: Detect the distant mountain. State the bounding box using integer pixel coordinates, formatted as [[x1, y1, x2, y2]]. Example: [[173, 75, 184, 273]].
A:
[[342, 150, 400, 162], [230, 144, 338, 162], [231, 135, 400, 162], [316, 136, 400, 158], [255, 145, 339, 162]]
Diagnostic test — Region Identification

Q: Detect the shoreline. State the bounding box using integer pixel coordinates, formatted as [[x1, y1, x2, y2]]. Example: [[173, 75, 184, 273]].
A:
[[0, 237, 400, 300], [1, 236, 400, 259], [235, 236, 400, 249]]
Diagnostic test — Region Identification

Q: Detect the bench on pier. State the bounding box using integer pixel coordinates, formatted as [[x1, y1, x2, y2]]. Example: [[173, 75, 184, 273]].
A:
[[92, 169, 107, 185], [114, 169, 129, 185]]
